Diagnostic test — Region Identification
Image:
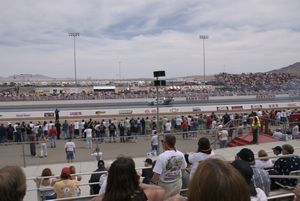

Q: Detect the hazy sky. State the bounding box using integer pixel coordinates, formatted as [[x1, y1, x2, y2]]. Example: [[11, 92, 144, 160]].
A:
[[0, 0, 299, 79]]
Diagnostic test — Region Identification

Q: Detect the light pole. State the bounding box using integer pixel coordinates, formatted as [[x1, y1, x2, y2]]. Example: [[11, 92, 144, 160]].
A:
[[153, 70, 166, 155], [118, 61, 122, 80], [69, 32, 80, 87], [199, 35, 208, 84]]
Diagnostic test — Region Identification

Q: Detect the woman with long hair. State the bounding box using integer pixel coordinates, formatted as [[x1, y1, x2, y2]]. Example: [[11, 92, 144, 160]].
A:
[[92, 156, 164, 201], [188, 137, 215, 179]]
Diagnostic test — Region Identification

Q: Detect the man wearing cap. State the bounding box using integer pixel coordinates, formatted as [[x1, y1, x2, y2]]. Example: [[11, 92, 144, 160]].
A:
[[142, 158, 154, 184], [152, 134, 187, 199], [270, 144, 300, 189], [54, 167, 79, 198], [231, 160, 267, 201], [89, 160, 107, 195], [236, 148, 270, 196]]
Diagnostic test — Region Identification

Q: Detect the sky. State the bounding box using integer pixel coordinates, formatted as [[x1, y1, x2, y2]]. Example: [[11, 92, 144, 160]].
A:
[[0, 0, 300, 79]]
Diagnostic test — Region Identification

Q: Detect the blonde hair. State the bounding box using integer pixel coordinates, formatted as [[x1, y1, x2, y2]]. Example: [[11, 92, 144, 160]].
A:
[[258, 149, 268, 161]]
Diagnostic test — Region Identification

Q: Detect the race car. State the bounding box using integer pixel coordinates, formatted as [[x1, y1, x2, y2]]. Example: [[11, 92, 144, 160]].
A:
[[147, 97, 174, 106]]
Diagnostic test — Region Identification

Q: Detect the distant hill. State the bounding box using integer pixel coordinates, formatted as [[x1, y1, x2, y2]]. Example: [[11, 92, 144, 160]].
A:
[[0, 74, 54, 81], [268, 62, 300, 77]]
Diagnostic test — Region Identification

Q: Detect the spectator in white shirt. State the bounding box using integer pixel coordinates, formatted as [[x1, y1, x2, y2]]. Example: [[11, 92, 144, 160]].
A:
[[84, 126, 93, 149]]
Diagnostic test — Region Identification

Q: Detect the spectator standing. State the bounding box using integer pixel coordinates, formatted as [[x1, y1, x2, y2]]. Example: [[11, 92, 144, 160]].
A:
[[181, 119, 189, 139], [48, 125, 57, 148], [98, 123, 106, 143], [84, 126, 93, 149], [65, 139, 76, 163], [118, 122, 125, 143], [69, 124, 75, 139], [74, 121, 80, 138], [55, 121, 61, 140], [188, 137, 215, 179], [251, 114, 261, 144], [91, 147, 103, 161], [0, 123, 6, 143], [150, 131, 158, 156], [29, 134, 36, 157], [62, 120, 69, 139], [141, 118, 146, 135], [217, 125, 228, 148], [6, 123, 14, 141], [108, 123, 117, 143], [152, 134, 187, 199], [165, 120, 172, 133], [40, 134, 48, 158]]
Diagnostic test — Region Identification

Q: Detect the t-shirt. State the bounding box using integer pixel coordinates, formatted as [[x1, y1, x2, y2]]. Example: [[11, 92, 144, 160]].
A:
[[218, 130, 228, 141], [74, 122, 79, 130], [188, 151, 215, 179], [153, 150, 187, 183], [84, 128, 93, 138], [65, 142, 76, 152], [274, 156, 300, 187], [255, 159, 273, 169], [54, 179, 79, 198], [165, 122, 172, 131], [151, 135, 158, 146]]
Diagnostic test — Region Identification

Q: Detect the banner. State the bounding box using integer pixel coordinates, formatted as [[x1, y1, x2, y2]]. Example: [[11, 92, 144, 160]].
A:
[[217, 106, 228, 111], [44, 112, 54, 117], [192, 107, 201, 112], [251, 105, 262, 109], [70, 112, 82, 116], [95, 111, 106, 115], [119, 110, 133, 115], [231, 105, 243, 110], [16, 113, 31, 118]]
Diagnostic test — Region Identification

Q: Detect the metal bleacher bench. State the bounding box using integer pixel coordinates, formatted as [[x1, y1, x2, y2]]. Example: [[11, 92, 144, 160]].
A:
[[268, 170, 300, 200]]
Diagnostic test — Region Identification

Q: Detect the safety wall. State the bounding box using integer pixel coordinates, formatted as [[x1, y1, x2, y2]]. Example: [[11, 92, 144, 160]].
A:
[[0, 101, 299, 120]]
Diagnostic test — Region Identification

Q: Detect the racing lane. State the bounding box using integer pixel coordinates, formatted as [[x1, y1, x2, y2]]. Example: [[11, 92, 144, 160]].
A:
[[0, 96, 298, 112]]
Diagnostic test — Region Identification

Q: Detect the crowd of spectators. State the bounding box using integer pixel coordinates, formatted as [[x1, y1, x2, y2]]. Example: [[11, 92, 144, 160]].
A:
[[0, 72, 299, 102], [2, 142, 300, 201], [0, 108, 299, 148], [214, 72, 300, 95]]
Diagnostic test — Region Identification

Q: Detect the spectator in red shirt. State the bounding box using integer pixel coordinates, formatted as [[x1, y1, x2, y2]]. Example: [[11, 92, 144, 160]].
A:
[[182, 119, 189, 139], [48, 125, 57, 148]]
